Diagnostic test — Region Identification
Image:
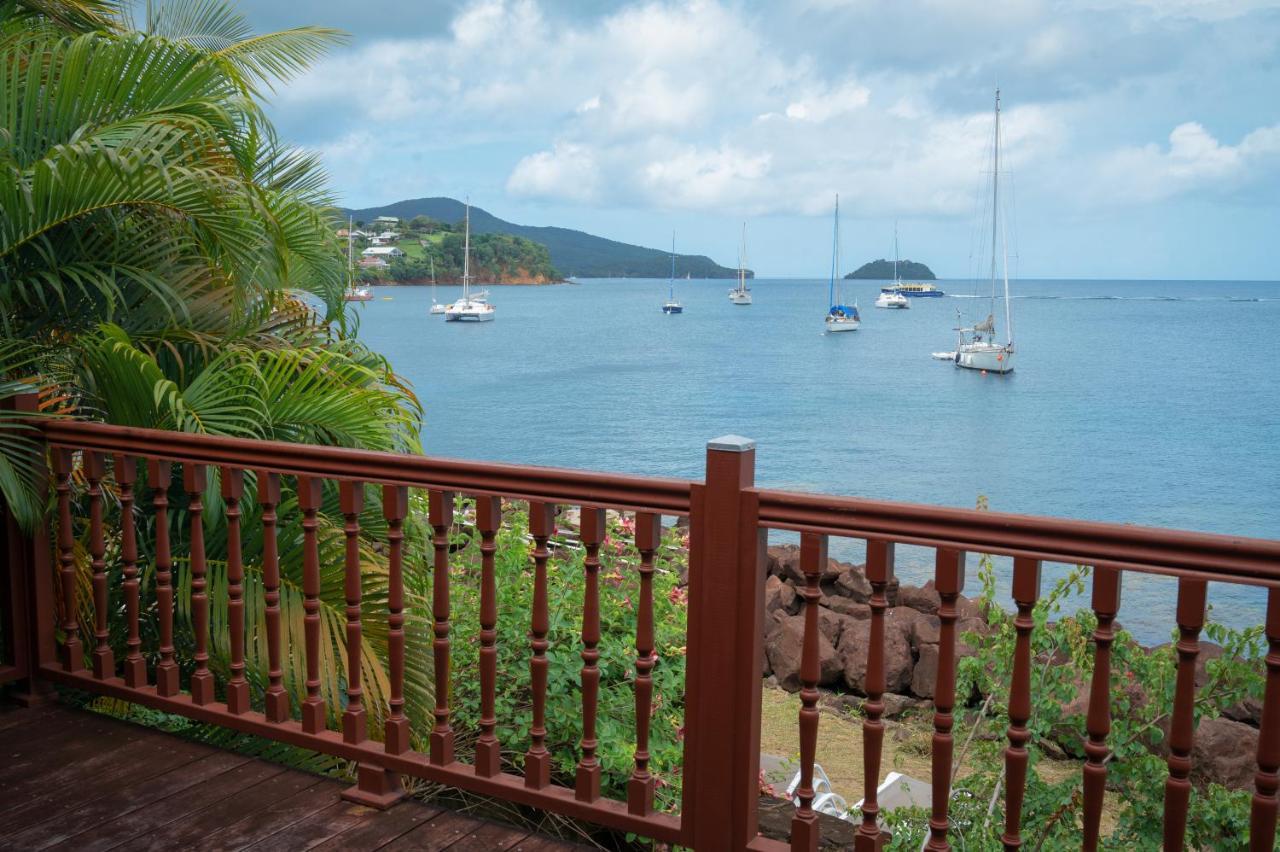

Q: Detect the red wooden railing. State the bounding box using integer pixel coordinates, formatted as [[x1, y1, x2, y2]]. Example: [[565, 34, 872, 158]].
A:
[[3, 412, 1280, 851]]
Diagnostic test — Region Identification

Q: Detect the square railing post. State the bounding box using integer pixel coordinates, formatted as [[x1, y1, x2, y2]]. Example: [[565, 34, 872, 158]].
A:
[[2, 392, 56, 705], [682, 436, 766, 851]]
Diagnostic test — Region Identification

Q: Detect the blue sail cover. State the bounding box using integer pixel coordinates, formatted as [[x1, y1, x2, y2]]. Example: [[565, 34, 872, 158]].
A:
[[829, 304, 860, 320]]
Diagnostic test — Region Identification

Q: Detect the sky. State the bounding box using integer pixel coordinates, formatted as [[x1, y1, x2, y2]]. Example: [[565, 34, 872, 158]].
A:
[[238, 0, 1280, 280]]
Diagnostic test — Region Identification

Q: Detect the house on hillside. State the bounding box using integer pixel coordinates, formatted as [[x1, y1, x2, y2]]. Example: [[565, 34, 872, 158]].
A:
[[358, 256, 389, 269], [361, 246, 404, 259], [372, 216, 399, 228]]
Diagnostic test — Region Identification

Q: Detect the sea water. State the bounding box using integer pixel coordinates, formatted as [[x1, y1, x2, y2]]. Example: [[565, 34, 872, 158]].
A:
[[354, 278, 1280, 643]]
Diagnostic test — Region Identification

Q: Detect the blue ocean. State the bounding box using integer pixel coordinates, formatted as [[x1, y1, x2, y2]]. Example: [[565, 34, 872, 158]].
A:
[[353, 278, 1280, 644]]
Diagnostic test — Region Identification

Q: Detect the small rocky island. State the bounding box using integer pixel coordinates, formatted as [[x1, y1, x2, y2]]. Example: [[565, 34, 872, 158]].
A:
[[846, 259, 936, 280]]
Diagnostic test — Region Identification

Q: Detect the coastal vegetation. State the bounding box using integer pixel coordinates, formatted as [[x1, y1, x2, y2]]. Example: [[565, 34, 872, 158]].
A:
[[847, 259, 936, 280], [351, 216, 560, 284], [346, 197, 746, 279]]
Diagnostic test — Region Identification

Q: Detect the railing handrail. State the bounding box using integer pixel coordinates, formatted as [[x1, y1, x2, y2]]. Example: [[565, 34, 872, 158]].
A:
[[757, 487, 1280, 584], [40, 419, 1280, 582], [38, 420, 694, 515]]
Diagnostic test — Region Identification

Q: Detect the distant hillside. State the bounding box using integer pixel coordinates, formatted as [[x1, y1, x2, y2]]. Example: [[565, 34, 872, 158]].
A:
[[341, 197, 746, 279], [846, 259, 936, 280]]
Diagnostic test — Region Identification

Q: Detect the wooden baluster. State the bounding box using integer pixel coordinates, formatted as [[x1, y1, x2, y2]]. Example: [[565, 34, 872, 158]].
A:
[[475, 496, 502, 777], [1001, 558, 1041, 851], [259, 473, 289, 722], [340, 481, 367, 743], [298, 475, 326, 732], [857, 539, 896, 851], [53, 448, 83, 672], [1082, 566, 1121, 850], [628, 511, 660, 815], [341, 483, 406, 811], [576, 507, 606, 802], [791, 532, 827, 852], [1163, 577, 1208, 850], [149, 459, 178, 695], [84, 451, 114, 679], [926, 548, 966, 852], [222, 468, 249, 714], [525, 501, 556, 789], [429, 489, 455, 765], [1250, 586, 1280, 851], [185, 464, 213, 704], [384, 485, 410, 754], [115, 455, 146, 687]]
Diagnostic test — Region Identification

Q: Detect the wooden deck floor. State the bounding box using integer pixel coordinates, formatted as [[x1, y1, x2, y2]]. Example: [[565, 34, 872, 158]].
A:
[[0, 701, 590, 851]]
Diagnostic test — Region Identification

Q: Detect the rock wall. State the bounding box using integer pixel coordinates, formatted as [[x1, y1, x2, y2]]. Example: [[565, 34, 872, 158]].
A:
[[762, 544, 992, 702]]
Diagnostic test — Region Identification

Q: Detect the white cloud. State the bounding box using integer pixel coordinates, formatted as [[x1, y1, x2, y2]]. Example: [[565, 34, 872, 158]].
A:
[[1093, 121, 1280, 203], [507, 143, 602, 203], [273, 0, 1280, 226]]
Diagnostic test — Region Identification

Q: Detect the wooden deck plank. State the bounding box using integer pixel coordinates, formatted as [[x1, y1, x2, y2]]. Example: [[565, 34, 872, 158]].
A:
[[0, 710, 140, 786], [236, 798, 384, 849], [305, 800, 443, 851], [379, 811, 488, 851], [111, 770, 326, 852], [1, 751, 251, 851], [47, 759, 288, 852], [0, 702, 602, 852], [0, 732, 215, 833], [197, 778, 349, 851], [442, 820, 532, 851]]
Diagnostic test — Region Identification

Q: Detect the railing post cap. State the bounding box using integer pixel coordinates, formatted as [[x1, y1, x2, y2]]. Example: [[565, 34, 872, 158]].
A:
[[707, 435, 755, 452]]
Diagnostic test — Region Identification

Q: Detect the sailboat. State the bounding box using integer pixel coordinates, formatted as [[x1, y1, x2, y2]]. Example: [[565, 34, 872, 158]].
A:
[[824, 195, 859, 332], [342, 216, 373, 302], [444, 200, 495, 322], [952, 90, 1015, 373], [875, 223, 911, 309], [729, 223, 752, 304], [662, 232, 683, 313], [428, 255, 445, 314]]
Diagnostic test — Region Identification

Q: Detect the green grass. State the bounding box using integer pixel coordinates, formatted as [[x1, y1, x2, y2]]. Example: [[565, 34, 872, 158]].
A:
[[395, 239, 425, 258]]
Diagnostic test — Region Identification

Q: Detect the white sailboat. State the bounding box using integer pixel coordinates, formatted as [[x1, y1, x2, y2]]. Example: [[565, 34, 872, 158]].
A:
[[875, 222, 911, 309], [428, 255, 445, 314], [824, 195, 859, 332], [952, 90, 1014, 373], [444, 200, 495, 322], [729, 223, 752, 304], [342, 216, 373, 302], [662, 232, 683, 313]]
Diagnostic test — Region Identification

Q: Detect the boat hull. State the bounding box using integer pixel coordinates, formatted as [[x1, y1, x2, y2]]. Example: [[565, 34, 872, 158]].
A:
[[729, 292, 752, 304], [662, 304, 683, 314], [825, 317, 860, 332], [429, 305, 446, 315], [955, 345, 1014, 373]]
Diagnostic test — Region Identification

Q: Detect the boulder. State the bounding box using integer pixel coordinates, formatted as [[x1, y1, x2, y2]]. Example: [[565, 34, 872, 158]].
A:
[[839, 616, 914, 695], [834, 564, 872, 602], [1192, 717, 1257, 791], [819, 595, 871, 619], [1224, 696, 1264, 727], [899, 581, 941, 615], [883, 691, 931, 718], [765, 614, 843, 692], [912, 615, 940, 648], [766, 544, 842, 585], [957, 594, 987, 622], [765, 575, 799, 619], [818, 609, 860, 648], [911, 643, 940, 698]]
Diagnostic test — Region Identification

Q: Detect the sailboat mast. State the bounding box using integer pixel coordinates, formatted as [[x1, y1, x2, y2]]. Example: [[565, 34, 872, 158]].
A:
[[669, 231, 676, 301], [347, 216, 354, 291], [739, 222, 747, 292], [990, 89, 1001, 326], [893, 219, 900, 284], [462, 200, 471, 300], [829, 194, 840, 308]]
